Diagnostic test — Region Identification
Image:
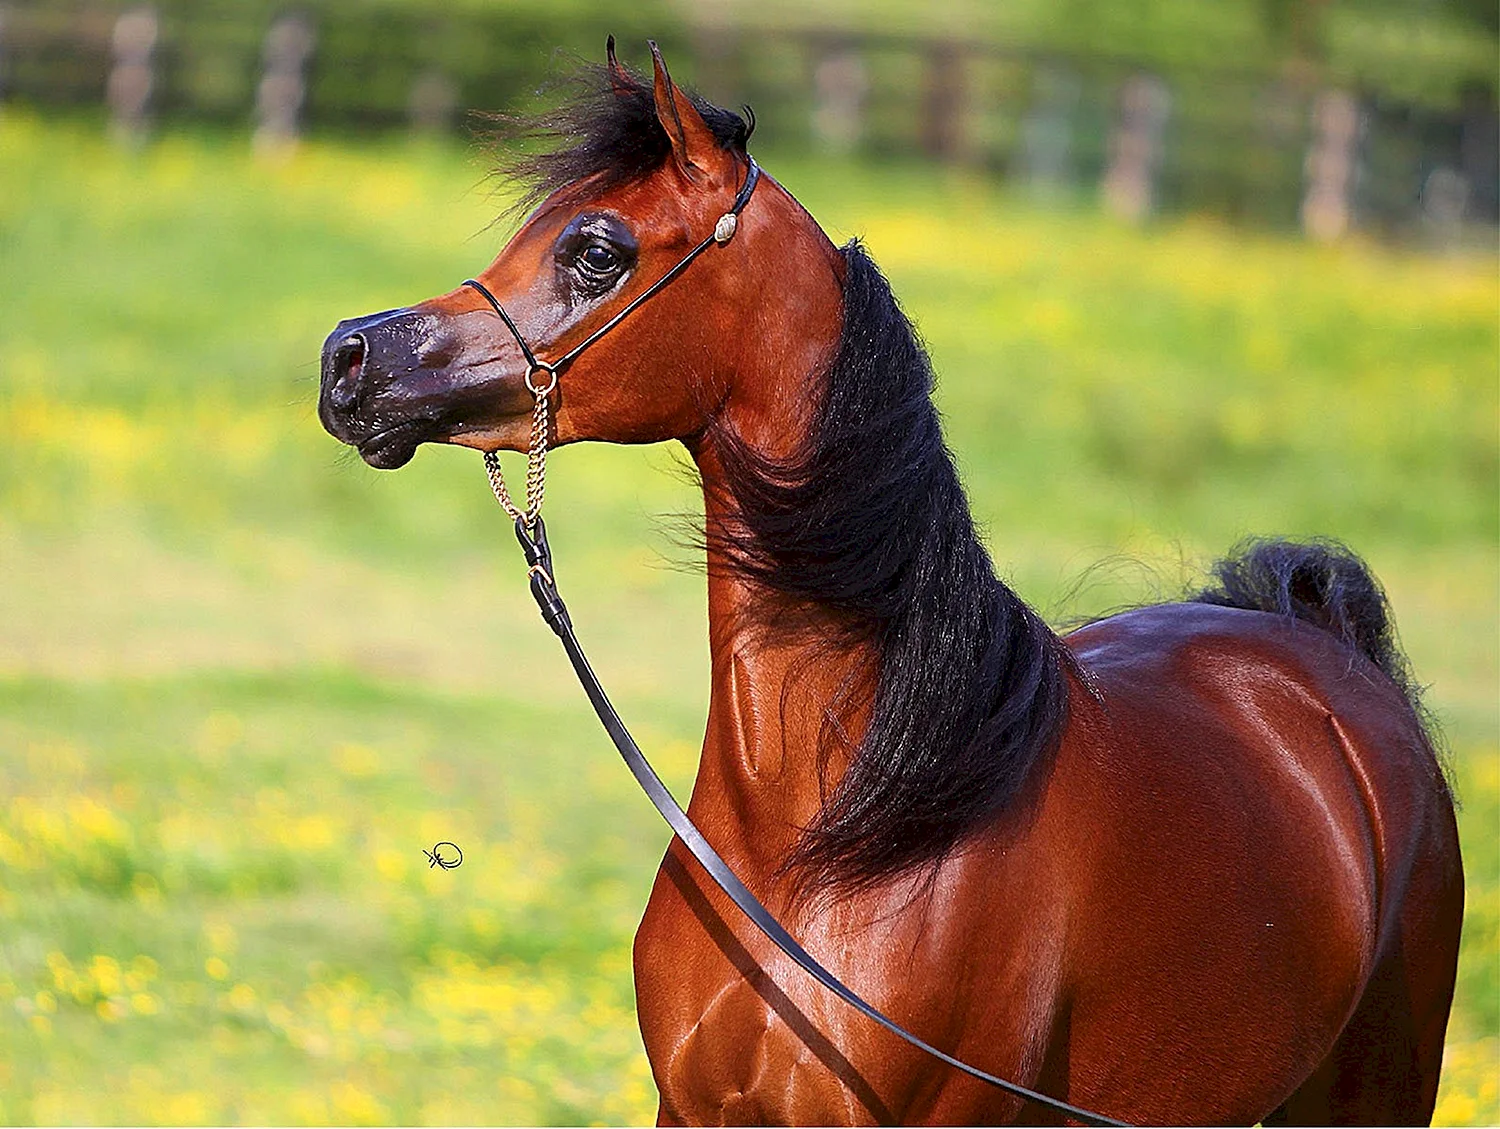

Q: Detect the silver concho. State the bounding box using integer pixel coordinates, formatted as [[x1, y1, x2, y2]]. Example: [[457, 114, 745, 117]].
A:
[[713, 213, 738, 244]]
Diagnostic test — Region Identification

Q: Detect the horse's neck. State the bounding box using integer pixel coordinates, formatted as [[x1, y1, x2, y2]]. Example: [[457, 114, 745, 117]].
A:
[[686, 446, 874, 889], [681, 198, 853, 887]]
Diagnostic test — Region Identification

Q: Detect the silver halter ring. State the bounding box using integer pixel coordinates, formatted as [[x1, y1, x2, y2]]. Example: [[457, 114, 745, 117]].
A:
[[526, 361, 558, 397]]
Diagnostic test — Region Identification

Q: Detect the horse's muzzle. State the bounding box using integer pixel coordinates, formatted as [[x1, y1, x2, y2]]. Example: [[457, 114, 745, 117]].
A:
[[318, 307, 423, 467], [318, 305, 526, 469]]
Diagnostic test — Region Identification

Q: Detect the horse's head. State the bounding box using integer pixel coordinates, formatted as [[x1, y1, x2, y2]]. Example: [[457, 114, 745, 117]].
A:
[[319, 41, 842, 470]]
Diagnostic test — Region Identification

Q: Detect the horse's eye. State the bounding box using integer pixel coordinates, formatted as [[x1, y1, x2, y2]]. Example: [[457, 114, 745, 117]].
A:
[[554, 214, 635, 296], [578, 244, 621, 278]]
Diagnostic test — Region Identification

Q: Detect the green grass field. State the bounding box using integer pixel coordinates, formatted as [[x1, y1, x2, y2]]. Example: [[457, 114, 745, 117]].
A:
[[0, 109, 1495, 1124]]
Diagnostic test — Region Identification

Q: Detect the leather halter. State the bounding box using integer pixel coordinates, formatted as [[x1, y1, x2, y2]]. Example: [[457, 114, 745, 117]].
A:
[[466, 155, 1126, 1128]]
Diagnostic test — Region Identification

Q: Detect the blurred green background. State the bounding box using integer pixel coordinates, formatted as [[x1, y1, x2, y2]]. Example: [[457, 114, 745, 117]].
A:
[[0, 1, 1496, 1125]]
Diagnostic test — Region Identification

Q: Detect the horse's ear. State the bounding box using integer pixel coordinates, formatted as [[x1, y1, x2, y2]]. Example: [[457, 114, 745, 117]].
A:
[[605, 35, 631, 98], [648, 40, 721, 179]]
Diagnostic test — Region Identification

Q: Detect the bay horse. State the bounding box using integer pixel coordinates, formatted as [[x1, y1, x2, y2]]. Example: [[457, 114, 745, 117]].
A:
[[318, 42, 1463, 1126]]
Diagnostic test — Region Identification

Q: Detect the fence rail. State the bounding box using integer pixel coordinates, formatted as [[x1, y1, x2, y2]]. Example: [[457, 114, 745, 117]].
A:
[[3, 1, 1496, 243]]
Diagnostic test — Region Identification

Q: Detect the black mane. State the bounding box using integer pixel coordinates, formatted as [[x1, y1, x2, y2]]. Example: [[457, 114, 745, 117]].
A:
[[489, 50, 752, 212], [708, 244, 1074, 894]]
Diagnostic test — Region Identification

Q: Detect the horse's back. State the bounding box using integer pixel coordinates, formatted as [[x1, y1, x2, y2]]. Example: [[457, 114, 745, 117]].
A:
[[1046, 601, 1460, 1123], [1065, 601, 1455, 898]]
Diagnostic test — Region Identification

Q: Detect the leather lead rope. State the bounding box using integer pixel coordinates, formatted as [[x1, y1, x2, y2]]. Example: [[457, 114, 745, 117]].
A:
[[467, 153, 1125, 1127], [510, 517, 1126, 1128]]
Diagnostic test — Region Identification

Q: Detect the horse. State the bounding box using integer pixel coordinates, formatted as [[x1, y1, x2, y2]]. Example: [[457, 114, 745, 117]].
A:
[[317, 41, 1463, 1126]]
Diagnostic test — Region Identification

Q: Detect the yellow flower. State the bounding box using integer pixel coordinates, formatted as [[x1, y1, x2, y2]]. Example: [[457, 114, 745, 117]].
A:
[[130, 992, 159, 1016], [68, 796, 128, 843], [159, 1092, 211, 1122], [203, 922, 237, 954], [374, 848, 407, 883], [334, 743, 379, 777], [90, 955, 122, 996], [330, 1080, 385, 1124], [1434, 1091, 1477, 1126]]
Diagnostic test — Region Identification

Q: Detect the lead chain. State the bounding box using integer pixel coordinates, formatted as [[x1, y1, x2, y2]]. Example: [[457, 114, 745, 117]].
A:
[[483, 381, 549, 533]]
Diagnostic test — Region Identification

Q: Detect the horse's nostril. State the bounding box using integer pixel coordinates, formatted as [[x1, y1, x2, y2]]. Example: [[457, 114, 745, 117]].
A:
[[336, 335, 365, 380], [330, 335, 366, 411]]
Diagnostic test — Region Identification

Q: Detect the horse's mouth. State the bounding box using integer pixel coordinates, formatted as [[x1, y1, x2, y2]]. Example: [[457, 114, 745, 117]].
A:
[[355, 420, 430, 469]]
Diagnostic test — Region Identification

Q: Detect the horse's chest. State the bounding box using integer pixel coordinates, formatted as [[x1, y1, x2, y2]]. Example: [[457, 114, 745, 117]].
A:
[[633, 860, 891, 1125], [653, 971, 859, 1124]]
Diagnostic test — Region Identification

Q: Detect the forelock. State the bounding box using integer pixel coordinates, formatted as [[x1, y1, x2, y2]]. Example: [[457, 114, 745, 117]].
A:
[[487, 56, 753, 213]]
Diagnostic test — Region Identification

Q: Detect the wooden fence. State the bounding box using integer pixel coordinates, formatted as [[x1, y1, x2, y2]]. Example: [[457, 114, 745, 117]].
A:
[[3, 1, 1496, 242]]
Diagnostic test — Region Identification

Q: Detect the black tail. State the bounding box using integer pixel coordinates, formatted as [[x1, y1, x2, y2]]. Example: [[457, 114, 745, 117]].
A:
[[1193, 538, 1434, 738]]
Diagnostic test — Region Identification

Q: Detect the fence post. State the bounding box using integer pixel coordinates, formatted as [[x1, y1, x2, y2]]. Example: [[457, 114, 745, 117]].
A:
[[1301, 88, 1362, 241], [408, 70, 457, 135], [1460, 83, 1499, 225], [107, 5, 157, 145], [1021, 64, 1082, 199], [254, 12, 315, 155], [1101, 73, 1171, 222], [812, 45, 867, 155], [921, 41, 966, 162], [0, 4, 10, 106]]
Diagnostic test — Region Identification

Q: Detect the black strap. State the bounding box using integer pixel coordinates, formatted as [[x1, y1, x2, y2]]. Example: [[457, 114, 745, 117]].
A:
[[512, 517, 1127, 1128], [465, 159, 763, 379]]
